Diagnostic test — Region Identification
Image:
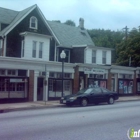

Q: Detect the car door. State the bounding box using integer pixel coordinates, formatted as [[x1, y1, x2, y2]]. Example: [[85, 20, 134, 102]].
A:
[[92, 87, 103, 103]]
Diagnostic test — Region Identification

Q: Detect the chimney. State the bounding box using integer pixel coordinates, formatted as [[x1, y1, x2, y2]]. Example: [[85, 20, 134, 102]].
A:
[[79, 18, 84, 29]]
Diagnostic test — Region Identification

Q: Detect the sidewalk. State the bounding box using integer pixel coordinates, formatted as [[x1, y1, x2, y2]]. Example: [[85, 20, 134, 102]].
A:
[[0, 96, 140, 113]]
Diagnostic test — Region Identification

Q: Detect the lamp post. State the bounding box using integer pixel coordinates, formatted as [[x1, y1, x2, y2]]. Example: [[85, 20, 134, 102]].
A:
[[60, 50, 66, 97]]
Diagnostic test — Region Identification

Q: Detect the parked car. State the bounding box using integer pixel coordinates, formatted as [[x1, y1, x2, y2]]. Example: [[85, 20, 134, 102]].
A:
[[60, 87, 119, 107]]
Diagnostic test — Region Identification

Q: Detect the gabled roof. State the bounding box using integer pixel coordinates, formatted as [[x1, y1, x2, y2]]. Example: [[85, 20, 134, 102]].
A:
[[0, 5, 36, 37], [0, 4, 95, 47], [47, 20, 95, 47], [0, 7, 18, 24]]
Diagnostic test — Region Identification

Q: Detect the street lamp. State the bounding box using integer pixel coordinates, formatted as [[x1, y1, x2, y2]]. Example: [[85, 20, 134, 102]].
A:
[[60, 50, 66, 97]]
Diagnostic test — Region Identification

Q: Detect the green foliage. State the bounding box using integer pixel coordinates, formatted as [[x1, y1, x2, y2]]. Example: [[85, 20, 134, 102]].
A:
[[64, 20, 76, 26], [116, 29, 140, 67]]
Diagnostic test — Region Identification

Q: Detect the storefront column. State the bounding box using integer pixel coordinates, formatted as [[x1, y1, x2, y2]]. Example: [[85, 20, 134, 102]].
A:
[[85, 74, 88, 88], [43, 72, 49, 102], [107, 69, 112, 90], [29, 70, 34, 101], [115, 74, 118, 92], [73, 65, 79, 93], [33, 71, 39, 101], [134, 70, 137, 94]]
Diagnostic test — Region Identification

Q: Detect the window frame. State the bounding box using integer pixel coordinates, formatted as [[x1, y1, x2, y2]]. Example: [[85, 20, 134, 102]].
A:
[[30, 16, 38, 29], [39, 42, 43, 58], [92, 50, 96, 63], [102, 51, 107, 64], [32, 41, 37, 58]]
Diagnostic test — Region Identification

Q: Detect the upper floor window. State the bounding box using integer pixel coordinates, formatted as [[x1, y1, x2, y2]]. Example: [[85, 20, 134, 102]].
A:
[[92, 50, 96, 63], [21, 40, 24, 57], [32, 41, 37, 58], [102, 51, 106, 64], [39, 42, 43, 58], [30, 16, 38, 29], [64, 50, 70, 63]]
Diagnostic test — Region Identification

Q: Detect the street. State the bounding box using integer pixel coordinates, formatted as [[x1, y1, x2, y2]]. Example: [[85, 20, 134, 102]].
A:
[[0, 101, 140, 140]]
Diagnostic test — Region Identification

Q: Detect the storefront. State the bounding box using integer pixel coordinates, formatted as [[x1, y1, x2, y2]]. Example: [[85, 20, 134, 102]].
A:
[[0, 69, 28, 103], [48, 72, 73, 100]]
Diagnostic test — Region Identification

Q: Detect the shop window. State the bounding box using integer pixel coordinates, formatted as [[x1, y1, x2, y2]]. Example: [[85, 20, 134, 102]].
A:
[[17, 83, 24, 91], [30, 16, 38, 29], [64, 80, 71, 91], [10, 83, 16, 91], [49, 80, 53, 91], [0, 79, 5, 91]]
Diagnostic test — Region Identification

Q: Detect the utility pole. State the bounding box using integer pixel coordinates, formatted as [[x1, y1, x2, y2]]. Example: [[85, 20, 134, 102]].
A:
[[123, 26, 129, 40]]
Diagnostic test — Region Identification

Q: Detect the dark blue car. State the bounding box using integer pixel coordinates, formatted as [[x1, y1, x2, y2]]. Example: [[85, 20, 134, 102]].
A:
[[60, 87, 119, 107]]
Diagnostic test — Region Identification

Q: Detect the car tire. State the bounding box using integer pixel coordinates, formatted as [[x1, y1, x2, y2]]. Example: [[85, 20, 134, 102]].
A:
[[81, 98, 88, 107], [108, 97, 114, 104]]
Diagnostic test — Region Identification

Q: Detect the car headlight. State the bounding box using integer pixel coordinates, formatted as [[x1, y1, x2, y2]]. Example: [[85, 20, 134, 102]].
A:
[[61, 97, 64, 100], [69, 97, 77, 100]]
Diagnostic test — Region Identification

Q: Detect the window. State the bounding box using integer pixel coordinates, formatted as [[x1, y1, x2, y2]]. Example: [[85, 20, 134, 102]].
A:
[[17, 83, 24, 91], [92, 87, 102, 94], [32, 41, 37, 58], [7, 70, 16, 76], [64, 50, 70, 63], [0, 69, 5, 75], [21, 40, 24, 57], [39, 42, 43, 58], [102, 51, 106, 64], [30, 16, 38, 29], [49, 72, 55, 78], [64, 73, 71, 78], [64, 80, 71, 91], [92, 50, 96, 63]]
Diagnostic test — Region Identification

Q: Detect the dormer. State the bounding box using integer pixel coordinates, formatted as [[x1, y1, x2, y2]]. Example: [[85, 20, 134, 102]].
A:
[[29, 16, 38, 30]]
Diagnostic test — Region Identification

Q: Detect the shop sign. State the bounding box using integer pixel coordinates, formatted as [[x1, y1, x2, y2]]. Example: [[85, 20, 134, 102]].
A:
[[84, 68, 105, 74], [10, 79, 23, 83]]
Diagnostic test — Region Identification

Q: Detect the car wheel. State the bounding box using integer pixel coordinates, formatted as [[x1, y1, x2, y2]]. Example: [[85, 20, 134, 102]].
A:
[[81, 98, 88, 107], [108, 97, 114, 104]]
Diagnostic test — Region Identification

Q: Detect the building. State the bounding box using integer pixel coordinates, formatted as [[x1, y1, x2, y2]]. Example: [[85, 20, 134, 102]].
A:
[[0, 5, 139, 103]]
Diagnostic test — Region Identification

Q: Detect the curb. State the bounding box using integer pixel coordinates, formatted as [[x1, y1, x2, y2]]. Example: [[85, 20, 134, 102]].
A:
[[0, 99, 140, 113]]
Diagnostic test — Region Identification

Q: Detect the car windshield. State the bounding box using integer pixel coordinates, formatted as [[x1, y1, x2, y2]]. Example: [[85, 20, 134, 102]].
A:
[[77, 88, 93, 94]]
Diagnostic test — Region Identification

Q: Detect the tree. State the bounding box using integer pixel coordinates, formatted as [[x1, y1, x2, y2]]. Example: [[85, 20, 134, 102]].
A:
[[116, 28, 140, 67], [64, 20, 76, 26]]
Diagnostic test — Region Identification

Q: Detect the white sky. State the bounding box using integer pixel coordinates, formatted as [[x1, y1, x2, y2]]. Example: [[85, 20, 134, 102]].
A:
[[1, 0, 140, 31]]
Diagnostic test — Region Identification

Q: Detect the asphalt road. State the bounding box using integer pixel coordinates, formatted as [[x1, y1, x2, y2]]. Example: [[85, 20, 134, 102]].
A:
[[0, 101, 140, 140]]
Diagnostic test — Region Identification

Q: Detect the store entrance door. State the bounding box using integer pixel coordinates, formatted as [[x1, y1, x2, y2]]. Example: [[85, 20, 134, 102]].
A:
[[37, 77, 43, 101]]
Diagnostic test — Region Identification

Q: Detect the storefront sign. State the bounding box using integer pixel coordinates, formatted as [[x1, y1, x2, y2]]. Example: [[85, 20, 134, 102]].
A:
[[84, 68, 105, 74], [10, 79, 23, 83]]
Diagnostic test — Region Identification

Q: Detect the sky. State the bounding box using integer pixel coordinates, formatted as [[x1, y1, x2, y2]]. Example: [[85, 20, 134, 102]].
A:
[[1, 0, 140, 31]]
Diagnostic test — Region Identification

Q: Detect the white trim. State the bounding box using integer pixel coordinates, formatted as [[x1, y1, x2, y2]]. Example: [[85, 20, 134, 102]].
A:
[[29, 16, 38, 30], [20, 31, 52, 39], [72, 44, 87, 47], [36, 6, 60, 44], [4, 5, 37, 36]]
